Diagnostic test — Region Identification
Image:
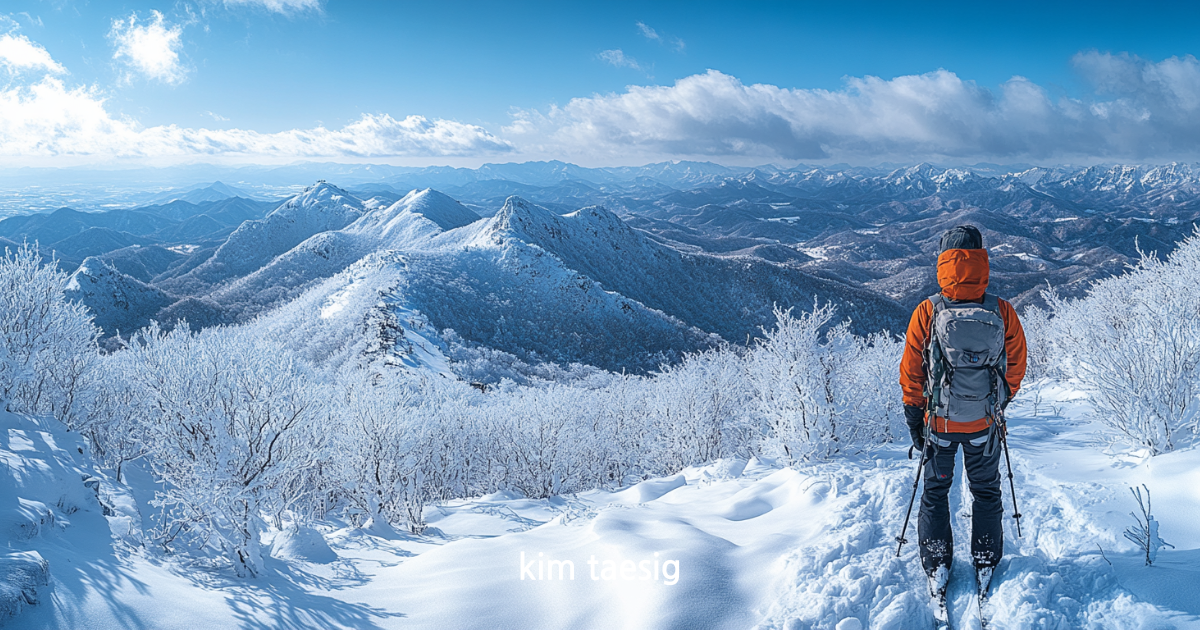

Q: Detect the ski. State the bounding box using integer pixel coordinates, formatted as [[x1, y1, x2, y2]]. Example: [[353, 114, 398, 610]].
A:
[[975, 566, 994, 629]]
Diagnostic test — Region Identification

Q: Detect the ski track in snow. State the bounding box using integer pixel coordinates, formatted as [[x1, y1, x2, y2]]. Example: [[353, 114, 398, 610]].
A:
[[5, 384, 1200, 629]]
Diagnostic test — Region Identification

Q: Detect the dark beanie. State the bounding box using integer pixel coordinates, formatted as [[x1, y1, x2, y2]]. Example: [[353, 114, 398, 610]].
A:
[[939, 225, 983, 252]]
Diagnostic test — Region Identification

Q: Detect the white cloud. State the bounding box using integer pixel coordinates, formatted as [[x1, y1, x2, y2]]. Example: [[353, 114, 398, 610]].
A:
[[599, 49, 640, 71], [221, 0, 322, 14], [506, 57, 1200, 162], [0, 75, 513, 158], [204, 110, 229, 122], [109, 11, 187, 85], [636, 22, 659, 42], [0, 33, 65, 75]]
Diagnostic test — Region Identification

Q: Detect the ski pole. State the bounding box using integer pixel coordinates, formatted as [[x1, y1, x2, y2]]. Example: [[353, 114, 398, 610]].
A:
[[895, 427, 931, 557], [999, 425, 1023, 538]]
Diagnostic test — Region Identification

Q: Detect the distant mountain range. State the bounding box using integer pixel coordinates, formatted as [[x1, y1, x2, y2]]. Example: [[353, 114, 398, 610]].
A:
[[145, 181, 257, 205], [3, 161, 1198, 375]]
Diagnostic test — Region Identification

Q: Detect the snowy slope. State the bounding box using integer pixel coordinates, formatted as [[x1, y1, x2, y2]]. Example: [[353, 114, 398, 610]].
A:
[[157, 182, 367, 295], [7, 383, 1199, 629], [0, 409, 106, 625], [459, 196, 907, 340], [247, 251, 456, 375]]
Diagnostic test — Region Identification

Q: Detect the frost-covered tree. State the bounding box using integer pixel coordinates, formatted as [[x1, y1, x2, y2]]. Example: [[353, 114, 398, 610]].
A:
[[127, 323, 327, 577], [329, 369, 433, 533], [647, 348, 752, 473], [491, 385, 596, 498], [0, 243, 98, 425], [81, 350, 151, 483], [1039, 230, 1200, 454], [1018, 303, 1055, 384], [746, 304, 900, 464]]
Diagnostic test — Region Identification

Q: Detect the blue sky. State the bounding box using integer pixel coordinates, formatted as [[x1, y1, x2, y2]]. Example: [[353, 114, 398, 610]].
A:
[[3, 0, 1200, 166]]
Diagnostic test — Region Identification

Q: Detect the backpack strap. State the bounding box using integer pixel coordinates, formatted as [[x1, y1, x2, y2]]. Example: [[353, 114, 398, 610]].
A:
[[981, 293, 1002, 318]]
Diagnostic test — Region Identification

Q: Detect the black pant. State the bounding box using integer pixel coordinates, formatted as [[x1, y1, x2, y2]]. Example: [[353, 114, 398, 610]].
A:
[[917, 428, 1004, 575]]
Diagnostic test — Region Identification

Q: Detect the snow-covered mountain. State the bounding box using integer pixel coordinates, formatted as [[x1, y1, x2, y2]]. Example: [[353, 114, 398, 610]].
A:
[[147, 181, 255, 205], [207, 188, 480, 320], [247, 196, 716, 371], [64, 257, 176, 337], [207, 190, 906, 371], [472, 196, 905, 341], [157, 182, 368, 295]]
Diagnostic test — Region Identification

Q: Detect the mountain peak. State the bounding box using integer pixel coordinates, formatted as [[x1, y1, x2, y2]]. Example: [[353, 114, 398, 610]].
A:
[[71, 255, 117, 281], [489, 196, 556, 237], [399, 188, 480, 231], [271, 181, 363, 218], [348, 187, 480, 240], [66, 257, 176, 336], [564, 204, 628, 232], [296, 180, 351, 201]]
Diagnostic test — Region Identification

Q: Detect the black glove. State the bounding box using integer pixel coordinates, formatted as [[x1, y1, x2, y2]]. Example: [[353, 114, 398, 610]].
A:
[[904, 404, 926, 451]]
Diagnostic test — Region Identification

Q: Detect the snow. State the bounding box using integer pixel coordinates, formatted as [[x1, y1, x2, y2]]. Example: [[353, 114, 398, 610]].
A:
[[5, 380, 1200, 629], [1010, 252, 1047, 264], [269, 526, 337, 564], [798, 246, 829, 260]]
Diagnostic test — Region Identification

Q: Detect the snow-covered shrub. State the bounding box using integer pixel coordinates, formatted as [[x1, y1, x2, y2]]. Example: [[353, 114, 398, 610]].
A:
[[328, 369, 448, 533], [646, 348, 753, 474], [746, 304, 901, 464], [564, 375, 651, 487], [1040, 230, 1200, 454], [79, 350, 150, 483], [1019, 304, 1055, 383], [488, 384, 601, 498], [0, 243, 98, 425], [441, 330, 611, 386], [126, 323, 328, 577]]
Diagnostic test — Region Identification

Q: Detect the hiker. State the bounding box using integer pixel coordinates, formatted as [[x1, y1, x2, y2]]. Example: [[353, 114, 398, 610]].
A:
[[899, 225, 1028, 607]]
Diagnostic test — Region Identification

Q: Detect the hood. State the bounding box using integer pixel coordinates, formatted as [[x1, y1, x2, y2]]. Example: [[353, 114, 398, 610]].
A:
[[937, 249, 989, 301]]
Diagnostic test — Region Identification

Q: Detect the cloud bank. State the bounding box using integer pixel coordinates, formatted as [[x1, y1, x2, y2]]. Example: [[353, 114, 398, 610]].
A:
[[0, 38, 512, 158], [508, 54, 1200, 162], [0, 77, 512, 157], [7, 24, 1200, 164]]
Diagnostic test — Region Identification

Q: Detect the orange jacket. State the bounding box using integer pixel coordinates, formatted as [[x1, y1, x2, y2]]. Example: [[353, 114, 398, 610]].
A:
[[899, 249, 1028, 433]]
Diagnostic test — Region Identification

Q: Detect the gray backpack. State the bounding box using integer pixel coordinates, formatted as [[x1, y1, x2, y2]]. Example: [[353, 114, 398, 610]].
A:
[[925, 293, 1009, 423]]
